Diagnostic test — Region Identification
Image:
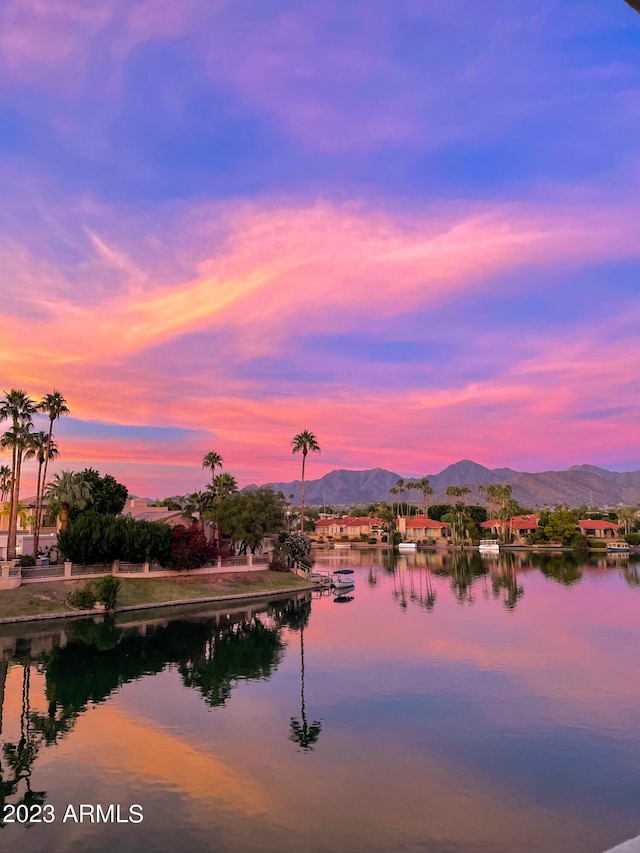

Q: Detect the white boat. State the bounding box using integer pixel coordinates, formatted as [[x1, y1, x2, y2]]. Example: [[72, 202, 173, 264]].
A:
[[479, 539, 500, 553], [398, 542, 417, 550], [332, 568, 355, 588], [606, 541, 631, 553], [333, 543, 351, 550]]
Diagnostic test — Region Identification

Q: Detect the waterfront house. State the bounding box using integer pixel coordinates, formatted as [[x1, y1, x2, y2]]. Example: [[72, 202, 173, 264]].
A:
[[480, 515, 539, 545], [577, 519, 619, 539], [397, 516, 451, 542], [313, 516, 384, 540]]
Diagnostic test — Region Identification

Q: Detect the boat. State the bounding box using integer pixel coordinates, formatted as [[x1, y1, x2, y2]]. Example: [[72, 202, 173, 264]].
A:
[[606, 541, 631, 554], [479, 540, 500, 553], [332, 568, 355, 588], [332, 543, 351, 550], [398, 542, 417, 551]]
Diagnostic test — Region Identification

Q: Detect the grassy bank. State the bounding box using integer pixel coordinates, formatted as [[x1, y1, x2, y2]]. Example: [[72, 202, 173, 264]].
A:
[[0, 571, 311, 622]]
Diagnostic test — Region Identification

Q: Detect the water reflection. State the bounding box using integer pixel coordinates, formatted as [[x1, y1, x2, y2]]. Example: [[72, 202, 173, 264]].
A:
[[1, 553, 640, 853], [280, 600, 322, 752], [317, 547, 640, 615], [0, 593, 312, 822]]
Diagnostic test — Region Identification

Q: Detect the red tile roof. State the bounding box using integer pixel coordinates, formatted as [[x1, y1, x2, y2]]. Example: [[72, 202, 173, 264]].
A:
[[481, 516, 538, 530], [578, 519, 619, 530], [402, 516, 448, 529]]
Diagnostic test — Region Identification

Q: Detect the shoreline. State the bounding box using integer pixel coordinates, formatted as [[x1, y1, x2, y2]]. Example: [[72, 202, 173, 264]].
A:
[[0, 572, 316, 626]]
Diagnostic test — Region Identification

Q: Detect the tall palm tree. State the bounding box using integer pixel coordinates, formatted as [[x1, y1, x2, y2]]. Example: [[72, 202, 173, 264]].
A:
[[0, 465, 11, 502], [395, 478, 405, 517], [458, 486, 471, 505], [36, 391, 69, 557], [291, 431, 320, 534], [1, 422, 35, 556], [44, 471, 91, 531], [416, 477, 433, 515], [202, 451, 223, 482], [25, 433, 59, 550], [0, 390, 37, 559], [446, 485, 462, 505], [388, 486, 398, 516]]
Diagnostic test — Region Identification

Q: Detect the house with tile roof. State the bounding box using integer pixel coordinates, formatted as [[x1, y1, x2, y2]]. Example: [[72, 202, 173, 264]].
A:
[[313, 516, 384, 540], [398, 515, 451, 541], [577, 519, 619, 539]]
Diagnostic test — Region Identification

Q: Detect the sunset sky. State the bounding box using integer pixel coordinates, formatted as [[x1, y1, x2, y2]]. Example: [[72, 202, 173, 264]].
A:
[[1, 0, 640, 498]]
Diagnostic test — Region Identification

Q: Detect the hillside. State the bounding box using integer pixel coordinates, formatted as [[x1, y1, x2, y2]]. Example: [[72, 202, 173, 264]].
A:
[[253, 460, 640, 509]]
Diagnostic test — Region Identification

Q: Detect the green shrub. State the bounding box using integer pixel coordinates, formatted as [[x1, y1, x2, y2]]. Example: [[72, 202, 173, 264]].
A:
[[625, 533, 640, 546], [368, 538, 377, 544], [17, 554, 36, 567], [94, 575, 121, 611], [588, 539, 607, 549], [68, 583, 97, 610]]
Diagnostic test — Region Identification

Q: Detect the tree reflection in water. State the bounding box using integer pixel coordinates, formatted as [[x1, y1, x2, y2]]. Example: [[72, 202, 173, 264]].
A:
[[280, 600, 322, 752], [0, 595, 314, 812], [621, 564, 640, 588], [1, 656, 47, 827]]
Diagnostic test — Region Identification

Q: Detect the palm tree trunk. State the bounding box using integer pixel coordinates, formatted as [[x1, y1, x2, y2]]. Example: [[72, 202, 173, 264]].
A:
[[300, 452, 306, 533], [8, 445, 23, 559], [6, 442, 17, 559], [35, 420, 54, 561], [61, 503, 69, 532], [33, 458, 44, 558]]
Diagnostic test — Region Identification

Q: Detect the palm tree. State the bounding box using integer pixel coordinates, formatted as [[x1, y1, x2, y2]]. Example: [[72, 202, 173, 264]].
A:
[[205, 473, 238, 545], [25, 433, 59, 552], [183, 491, 213, 531], [291, 431, 320, 534], [202, 451, 223, 482], [388, 486, 398, 516], [0, 390, 37, 559], [446, 485, 462, 504], [416, 477, 433, 516], [458, 486, 471, 505], [617, 506, 637, 536], [1, 422, 35, 556], [209, 472, 238, 499], [0, 465, 11, 502], [36, 391, 69, 558], [44, 471, 91, 531], [395, 478, 405, 517]]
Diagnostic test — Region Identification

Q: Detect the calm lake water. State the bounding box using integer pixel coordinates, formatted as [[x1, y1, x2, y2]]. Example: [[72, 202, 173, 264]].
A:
[[1, 548, 639, 853]]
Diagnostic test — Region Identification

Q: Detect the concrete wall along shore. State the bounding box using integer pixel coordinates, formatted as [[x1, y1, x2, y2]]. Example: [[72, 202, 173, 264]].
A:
[[0, 554, 270, 590]]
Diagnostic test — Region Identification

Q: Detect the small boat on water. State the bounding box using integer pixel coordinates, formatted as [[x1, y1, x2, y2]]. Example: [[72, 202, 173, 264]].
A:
[[479, 540, 500, 554], [398, 542, 417, 550], [333, 543, 351, 550], [606, 541, 631, 554], [332, 568, 355, 588]]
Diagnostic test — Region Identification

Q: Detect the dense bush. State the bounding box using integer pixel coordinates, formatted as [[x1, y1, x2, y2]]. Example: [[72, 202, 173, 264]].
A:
[[168, 525, 214, 570], [58, 512, 172, 565], [588, 540, 607, 549], [270, 532, 312, 570], [68, 583, 97, 610], [94, 576, 121, 611], [625, 533, 640, 546], [17, 554, 36, 567]]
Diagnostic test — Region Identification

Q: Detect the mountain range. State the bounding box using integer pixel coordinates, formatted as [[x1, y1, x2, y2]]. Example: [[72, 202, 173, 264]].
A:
[[248, 460, 640, 510]]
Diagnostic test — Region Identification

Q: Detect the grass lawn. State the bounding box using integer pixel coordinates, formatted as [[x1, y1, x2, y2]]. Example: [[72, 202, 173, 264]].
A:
[[0, 571, 311, 622]]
